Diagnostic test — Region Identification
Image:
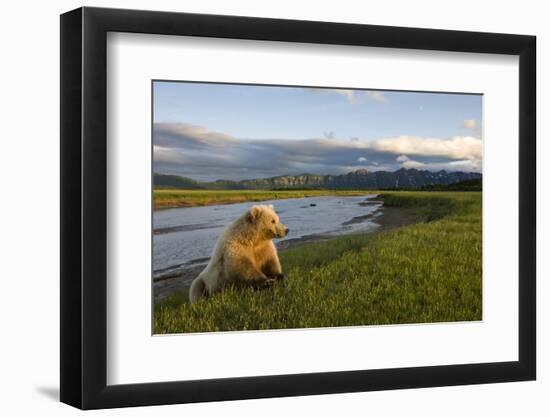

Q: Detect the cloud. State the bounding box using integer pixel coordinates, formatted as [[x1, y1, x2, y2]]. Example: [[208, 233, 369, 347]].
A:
[[411, 159, 481, 172], [462, 119, 477, 129], [371, 135, 482, 161], [445, 159, 482, 171], [153, 123, 482, 181], [309, 88, 356, 103], [395, 154, 425, 169], [308, 88, 388, 104], [332, 89, 355, 103], [365, 91, 388, 103], [401, 159, 426, 169], [154, 123, 374, 180], [154, 123, 236, 150]]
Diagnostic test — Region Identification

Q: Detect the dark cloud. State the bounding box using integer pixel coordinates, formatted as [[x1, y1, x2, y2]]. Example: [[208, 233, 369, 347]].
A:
[[153, 123, 481, 181]]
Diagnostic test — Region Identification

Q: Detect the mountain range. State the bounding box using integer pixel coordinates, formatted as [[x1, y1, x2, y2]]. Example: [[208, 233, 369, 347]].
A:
[[154, 168, 481, 190]]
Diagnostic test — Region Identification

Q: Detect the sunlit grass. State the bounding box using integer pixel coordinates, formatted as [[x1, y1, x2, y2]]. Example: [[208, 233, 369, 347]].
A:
[[154, 191, 482, 334]]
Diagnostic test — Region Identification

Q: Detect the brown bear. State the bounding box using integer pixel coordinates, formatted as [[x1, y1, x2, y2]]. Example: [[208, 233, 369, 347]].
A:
[[189, 204, 288, 304]]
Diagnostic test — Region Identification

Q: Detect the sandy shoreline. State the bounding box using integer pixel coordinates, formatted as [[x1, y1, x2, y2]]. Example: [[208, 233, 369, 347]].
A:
[[153, 203, 419, 304]]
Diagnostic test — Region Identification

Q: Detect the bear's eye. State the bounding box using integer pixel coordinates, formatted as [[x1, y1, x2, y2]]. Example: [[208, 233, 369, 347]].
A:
[[271, 220, 276, 224]]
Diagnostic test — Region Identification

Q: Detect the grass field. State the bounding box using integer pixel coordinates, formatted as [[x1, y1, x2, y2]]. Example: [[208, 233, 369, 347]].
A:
[[154, 189, 370, 209], [154, 191, 482, 334]]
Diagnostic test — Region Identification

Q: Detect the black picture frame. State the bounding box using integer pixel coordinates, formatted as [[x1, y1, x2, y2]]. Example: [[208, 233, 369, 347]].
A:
[[60, 6, 536, 410]]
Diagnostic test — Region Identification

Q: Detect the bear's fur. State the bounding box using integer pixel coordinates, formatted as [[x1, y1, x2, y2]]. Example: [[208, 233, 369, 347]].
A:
[[189, 204, 288, 304]]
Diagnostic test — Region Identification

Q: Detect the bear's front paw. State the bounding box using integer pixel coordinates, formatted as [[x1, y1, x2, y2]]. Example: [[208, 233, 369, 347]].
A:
[[264, 277, 277, 287], [252, 277, 276, 290], [273, 273, 286, 282]]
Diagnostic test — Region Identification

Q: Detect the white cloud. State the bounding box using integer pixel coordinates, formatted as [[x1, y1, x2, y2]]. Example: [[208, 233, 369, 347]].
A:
[[153, 144, 184, 164], [446, 159, 482, 171], [365, 91, 388, 103], [371, 135, 482, 161], [402, 159, 426, 169], [403, 159, 481, 173], [309, 88, 356, 103], [462, 119, 477, 129], [357, 156, 368, 162], [332, 89, 355, 103], [308, 88, 388, 104], [395, 154, 425, 169]]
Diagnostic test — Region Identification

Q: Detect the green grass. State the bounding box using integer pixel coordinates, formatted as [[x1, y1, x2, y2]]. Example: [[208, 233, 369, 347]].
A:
[[153, 189, 370, 209], [154, 191, 482, 334]]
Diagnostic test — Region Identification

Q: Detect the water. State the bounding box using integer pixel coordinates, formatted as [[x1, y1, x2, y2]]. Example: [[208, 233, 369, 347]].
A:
[[153, 194, 382, 278]]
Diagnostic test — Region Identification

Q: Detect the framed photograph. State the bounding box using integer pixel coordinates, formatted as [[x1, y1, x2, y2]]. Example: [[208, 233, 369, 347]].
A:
[[60, 7, 536, 409]]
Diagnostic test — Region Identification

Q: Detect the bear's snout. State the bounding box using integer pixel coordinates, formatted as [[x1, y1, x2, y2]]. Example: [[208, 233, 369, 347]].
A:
[[274, 223, 289, 238], [278, 226, 289, 238]]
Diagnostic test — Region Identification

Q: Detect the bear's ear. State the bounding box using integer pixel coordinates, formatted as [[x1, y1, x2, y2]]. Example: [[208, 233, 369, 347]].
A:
[[247, 206, 262, 223]]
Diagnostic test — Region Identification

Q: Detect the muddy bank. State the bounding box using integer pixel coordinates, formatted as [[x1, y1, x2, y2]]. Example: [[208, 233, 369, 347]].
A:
[[153, 203, 419, 304], [372, 205, 420, 231]]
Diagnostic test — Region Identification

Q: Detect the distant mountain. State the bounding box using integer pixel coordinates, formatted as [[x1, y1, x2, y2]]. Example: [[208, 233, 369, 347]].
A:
[[153, 173, 203, 189], [154, 169, 482, 190]]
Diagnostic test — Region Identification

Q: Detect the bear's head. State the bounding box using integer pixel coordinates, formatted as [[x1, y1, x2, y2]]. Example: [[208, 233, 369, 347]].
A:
[[247, 204, 289, 240]]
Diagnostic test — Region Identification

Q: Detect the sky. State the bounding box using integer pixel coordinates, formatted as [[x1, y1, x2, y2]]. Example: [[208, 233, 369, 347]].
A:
[[153, 81, 482, 182]]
